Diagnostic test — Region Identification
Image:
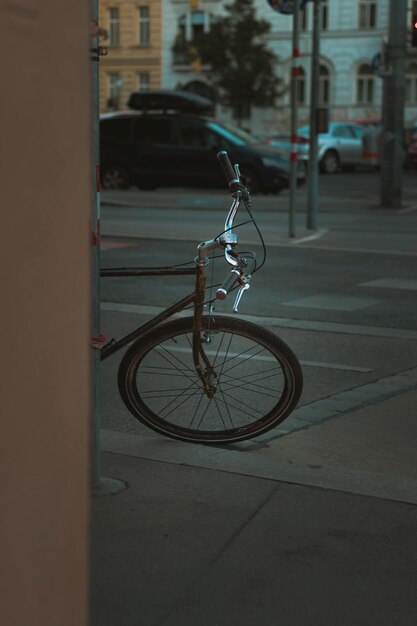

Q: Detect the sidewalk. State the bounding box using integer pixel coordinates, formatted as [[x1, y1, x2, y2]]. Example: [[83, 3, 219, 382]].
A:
[[91, 389, 417, 626], [94, 184, 417, 624]]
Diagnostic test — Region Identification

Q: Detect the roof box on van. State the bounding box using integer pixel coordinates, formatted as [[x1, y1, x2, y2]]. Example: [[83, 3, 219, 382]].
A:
[[127, 90, 213, 115]]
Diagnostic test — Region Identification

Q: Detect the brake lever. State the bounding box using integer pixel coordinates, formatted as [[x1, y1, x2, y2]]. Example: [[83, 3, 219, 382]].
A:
[[233, 282, 250, 313]]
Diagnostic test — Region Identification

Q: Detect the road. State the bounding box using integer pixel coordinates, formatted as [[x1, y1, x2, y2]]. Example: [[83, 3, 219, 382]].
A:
[[98, 170, 417, 452], [92, 170, 417, 626]]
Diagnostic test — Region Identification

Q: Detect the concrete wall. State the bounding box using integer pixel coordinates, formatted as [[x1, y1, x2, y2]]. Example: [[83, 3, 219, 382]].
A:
[[0, 2, 91, 625]]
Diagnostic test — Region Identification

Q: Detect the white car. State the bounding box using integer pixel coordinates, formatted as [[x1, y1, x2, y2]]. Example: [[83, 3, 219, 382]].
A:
[[267, 122, 366, 174]]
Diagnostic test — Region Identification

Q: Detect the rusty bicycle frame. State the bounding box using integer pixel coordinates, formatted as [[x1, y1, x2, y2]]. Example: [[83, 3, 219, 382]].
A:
[[100, 153, 249, 397], [100, 232, 238, 397], [100, 261, 212, 384]]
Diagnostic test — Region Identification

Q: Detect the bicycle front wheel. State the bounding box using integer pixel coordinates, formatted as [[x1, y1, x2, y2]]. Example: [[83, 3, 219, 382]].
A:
[[118, 316, 303, 444]]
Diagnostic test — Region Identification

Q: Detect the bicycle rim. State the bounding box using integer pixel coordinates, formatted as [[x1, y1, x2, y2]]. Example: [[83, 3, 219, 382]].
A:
[[118, 316, 303, 444]]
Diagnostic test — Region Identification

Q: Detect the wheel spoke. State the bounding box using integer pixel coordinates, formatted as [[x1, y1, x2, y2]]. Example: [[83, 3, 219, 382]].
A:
[[140, 366, 197, 377], [219, 370, 284, 397], [158, 380, 204, 419], [121, 318, 302, 443], [188, 389, 206, 428], [154, 345, 199, 387], [216, 386, 236, 429], [212, 396, 230, 430], [220, 345, 271, 376], [215, 388, 264, 419], [193, 396, 213, 430]]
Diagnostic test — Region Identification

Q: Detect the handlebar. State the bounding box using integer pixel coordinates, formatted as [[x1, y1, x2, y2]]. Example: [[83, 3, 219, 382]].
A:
[[217, 150, 241, 192], [215, 253, 256, 303], [197, 150, 256, 312], [216, 268, 240, 300]]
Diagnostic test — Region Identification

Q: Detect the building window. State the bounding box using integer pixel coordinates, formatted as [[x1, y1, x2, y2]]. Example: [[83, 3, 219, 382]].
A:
[[359, 0, 377, 29], [191, 11, 205, 38], [301, 3, 309, 31], [319, 65, 330, 105], [139, 6, 150, 45], [138, 72, 150, 91], [107, 73, 121, 110], [406, 63, 417, 104], [178, 11, 210, 41], [108, 8, 120, 46], [297, 67, 306, 104], [357, 63, 375, 104], [321, 0, 328, 31]]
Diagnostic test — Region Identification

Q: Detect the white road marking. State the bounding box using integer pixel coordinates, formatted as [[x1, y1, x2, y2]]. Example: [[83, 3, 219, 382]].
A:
[[101, 301, 417, 340]]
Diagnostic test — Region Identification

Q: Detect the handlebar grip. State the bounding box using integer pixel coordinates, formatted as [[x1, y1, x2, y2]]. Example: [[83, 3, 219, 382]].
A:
[[216, 268, 240, 300], [217, 151, 240, 190]]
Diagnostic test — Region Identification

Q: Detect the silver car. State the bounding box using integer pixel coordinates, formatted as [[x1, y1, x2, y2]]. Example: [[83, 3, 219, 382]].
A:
[[267, 122, 366, 174]]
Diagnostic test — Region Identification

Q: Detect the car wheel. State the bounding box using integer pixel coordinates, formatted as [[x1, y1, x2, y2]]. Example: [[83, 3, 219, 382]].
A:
[[320, 150, 339, 174], [241, 167, 260, 194], [101, 163, 131, 190]]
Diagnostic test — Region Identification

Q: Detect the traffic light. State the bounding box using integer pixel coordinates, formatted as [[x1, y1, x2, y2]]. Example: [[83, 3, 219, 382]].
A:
[[412, 1, 417, 47]]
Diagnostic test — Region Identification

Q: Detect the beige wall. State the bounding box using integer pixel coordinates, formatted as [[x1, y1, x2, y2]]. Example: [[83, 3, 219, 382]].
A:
[[99, 0, 162, 111], [0, 2, 91, 625]]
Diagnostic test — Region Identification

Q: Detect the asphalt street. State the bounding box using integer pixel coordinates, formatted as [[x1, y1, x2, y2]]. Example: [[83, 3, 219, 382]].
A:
[[91, 171, 417, 625], [99, 170, 417, 441]]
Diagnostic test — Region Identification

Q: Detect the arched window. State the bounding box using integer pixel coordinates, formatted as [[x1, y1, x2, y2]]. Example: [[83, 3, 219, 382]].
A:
[[319, 65, 330, 105], [357, 63, 375, 104], [296, 67, 306, 105], [406, 62, 417, 104]]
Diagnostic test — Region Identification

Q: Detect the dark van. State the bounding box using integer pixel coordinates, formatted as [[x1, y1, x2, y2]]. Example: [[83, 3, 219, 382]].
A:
[[100, 91, 305, 194]]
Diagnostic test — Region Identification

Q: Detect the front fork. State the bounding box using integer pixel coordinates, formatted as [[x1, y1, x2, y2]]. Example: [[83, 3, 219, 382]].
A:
[[192, 239, 222, 397]]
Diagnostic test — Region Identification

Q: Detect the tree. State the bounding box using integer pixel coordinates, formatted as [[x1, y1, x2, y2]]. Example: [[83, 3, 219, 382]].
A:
[[192, 0, 283, 125]]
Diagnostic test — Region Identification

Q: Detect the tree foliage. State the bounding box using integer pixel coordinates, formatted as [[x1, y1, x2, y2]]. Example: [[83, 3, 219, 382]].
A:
[[192, 0, 283, 123]]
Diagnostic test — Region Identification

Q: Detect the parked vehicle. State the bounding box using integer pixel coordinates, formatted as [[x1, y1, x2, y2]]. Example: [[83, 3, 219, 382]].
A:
[[404, 126, 417, 168], [100, 91, 305, 194], [266, 122, 367, 174]]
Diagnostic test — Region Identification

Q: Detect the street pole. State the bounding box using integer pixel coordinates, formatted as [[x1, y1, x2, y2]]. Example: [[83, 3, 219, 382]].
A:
[[380, 0, 407, 209], [306, 0, 320, 230], [289, 0, 300, 238], [90, 0, 101, 490]]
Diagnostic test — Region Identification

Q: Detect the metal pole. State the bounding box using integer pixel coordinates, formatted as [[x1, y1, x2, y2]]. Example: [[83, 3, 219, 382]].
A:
[[289, 1, 300, 237], [90, 0, 101, 489], [289, 0, 300, 238], [380, 0, 407, 208], [307, 0, 320, 230]]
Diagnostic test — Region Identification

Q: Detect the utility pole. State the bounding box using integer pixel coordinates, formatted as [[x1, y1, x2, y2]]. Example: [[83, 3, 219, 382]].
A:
[[380, 0, 408, 208], [90, 0, 102, 490], [306, 0, 320, 230], [289, 0, 300, 238]]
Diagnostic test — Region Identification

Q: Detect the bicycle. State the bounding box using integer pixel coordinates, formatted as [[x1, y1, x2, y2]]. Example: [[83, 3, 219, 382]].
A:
[[100, 150, 303, 444]]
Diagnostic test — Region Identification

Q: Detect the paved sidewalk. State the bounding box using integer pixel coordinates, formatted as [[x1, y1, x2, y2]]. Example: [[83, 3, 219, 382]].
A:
[[91, 389, 417, 626], [94, 184, 417, 624]]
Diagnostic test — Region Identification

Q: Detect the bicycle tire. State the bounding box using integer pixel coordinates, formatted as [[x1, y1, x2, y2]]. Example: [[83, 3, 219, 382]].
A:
[[118, 316, 303, 444]]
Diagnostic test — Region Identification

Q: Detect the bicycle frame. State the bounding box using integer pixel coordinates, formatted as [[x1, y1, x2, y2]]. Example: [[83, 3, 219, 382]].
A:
[[100, 237, 224, 394], [100, 176, 243, 394]]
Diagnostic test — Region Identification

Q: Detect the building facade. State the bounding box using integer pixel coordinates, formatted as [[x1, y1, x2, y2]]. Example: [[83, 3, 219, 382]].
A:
[[98, 0, 162, 112], [161, 0, 417, 133]]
